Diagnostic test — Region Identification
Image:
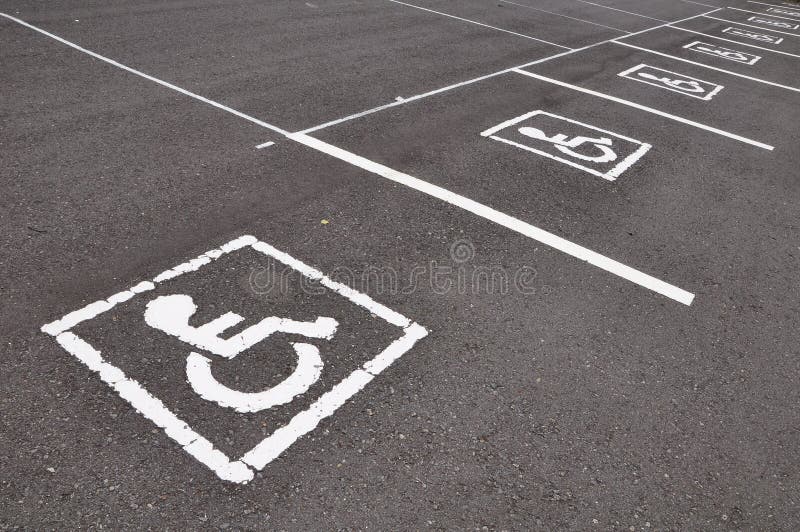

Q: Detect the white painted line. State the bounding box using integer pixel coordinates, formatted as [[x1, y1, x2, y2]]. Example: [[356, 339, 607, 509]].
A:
[[613, 40, 800, 93], [722, 26, 784, 44], [43, 236, 428, 483], [255, 141, 275, 149], [512, 69, 774, 150], [704, 14, 800, 35], [384, 0, 572, 49], [0, 14, 290, 136], [617, 63, 724, 100], [498, 0, 630, 33], [574, 0, 666, 22], [298, 8, 721, 135], [729, 7, 800, 22], [680, 0, 723, 8], [683, 40, 762, 64], [288, 132, 695, 305], [670, 26, 800, 56]]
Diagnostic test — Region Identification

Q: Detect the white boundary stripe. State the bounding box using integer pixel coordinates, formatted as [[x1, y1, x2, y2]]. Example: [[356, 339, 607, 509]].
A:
[[704, 14, 800, 36], [0, 14, 290, 136], [728, 7, 800, 21], [43, 235, 428, 483], [498, 0, 630, 33], [574, 0, 666, 22], [511, 69, 774, 150], [669, 25, 800, 56], [255, 141, 275, 149], [680, 0, 723, 8], [288, 132, 695, 305], [613, 40, 800, 92], [299, 8, 721, 135], [384, 0, 572, 49]]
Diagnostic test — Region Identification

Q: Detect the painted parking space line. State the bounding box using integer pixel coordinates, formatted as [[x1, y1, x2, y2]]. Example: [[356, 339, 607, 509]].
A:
[[383, 0, 572, 49], [511, 69, 774, 150], [704, 15, 800, 36], [613, 40, 800, 92], [255, 141, 275, 149], [288, 132, 695, 305], [573, 0, 666, 22], [671, 27, 800, 57], [617, 63, 724, 100], [497, 0, 630, 33], [42, 235, 428, 482]]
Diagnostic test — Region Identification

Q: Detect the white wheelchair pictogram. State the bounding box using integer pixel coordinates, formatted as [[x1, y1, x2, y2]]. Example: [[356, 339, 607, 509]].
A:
[[517, 127, 618, 163], [144, 294, 338, 413], [637, 72, 705, 93]]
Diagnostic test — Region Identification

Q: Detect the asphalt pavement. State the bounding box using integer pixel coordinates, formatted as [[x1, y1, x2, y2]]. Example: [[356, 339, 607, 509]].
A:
[[2, 0, 800, 529]]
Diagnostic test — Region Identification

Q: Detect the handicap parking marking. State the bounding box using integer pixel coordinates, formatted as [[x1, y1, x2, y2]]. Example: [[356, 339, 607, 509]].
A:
[[683, 40, 762, 64], [703, 14, 800, 36], [480, 110, 651, 180], [721, 26, 784, 44], [41, 235, 428, 483], [765, 7, 800, 19], [617, 63, 724, 100], [747, 15, 800, 30]]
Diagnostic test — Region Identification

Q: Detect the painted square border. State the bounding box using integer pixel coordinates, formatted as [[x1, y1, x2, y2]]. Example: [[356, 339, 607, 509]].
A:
[[617, 63, 725, 101], [41, 235, 428, 484]]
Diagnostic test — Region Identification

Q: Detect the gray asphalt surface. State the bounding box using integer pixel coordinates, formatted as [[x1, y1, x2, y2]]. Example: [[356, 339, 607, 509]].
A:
[[2, 0, 800, 529]]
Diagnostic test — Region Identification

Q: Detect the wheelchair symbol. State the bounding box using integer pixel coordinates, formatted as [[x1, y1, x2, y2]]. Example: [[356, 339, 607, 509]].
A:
[[144, 294, 338, 413], [518, 126, 618, 163]]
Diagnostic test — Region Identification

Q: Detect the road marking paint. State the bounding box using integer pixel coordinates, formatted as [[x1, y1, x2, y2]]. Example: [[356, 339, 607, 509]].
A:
[[703, 15, 800, 35], [748, 0, 799, 8], [746, 15, 800, 29], [288, 132, 695, 305], [384, 0, 572, 49], [729, 7, 800, 22], [299, 8, 720, 135], [481, 110, 651, 180], [574, 0, 666, 22], [617, 63, 724, 100], [765, 7, 800, 18], [42, 236, 427, 483], [613, 40, 800, 93], [498, 0, 630, 33], [671, 26, 800, 56], [683, 40, 762, 64], [679, 0, 723, 7], [511, 69, 773, 150], [255, 141, 275, 149], [0, 14, 290, 136], [722, 26, 784, 44]]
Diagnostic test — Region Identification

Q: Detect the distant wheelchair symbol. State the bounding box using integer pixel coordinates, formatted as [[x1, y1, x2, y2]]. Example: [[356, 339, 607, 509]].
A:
[[518, 126, 618, 163], [637, 72, 705, 93], [144, 294, 338, 413]]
